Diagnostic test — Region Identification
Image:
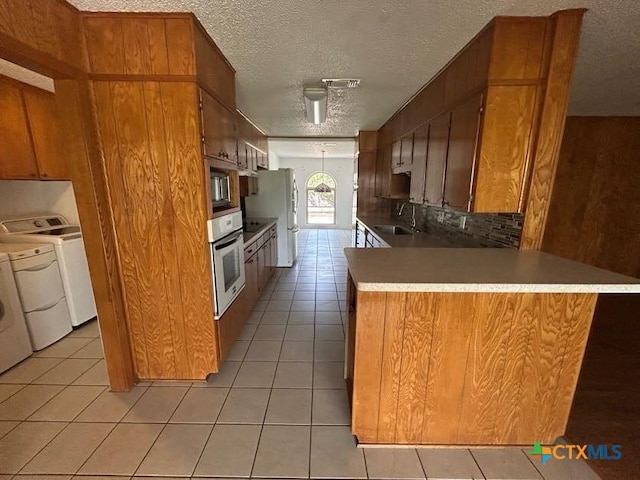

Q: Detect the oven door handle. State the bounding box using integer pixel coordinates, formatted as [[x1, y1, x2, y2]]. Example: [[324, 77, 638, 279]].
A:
[[214, 233, 243, 251]]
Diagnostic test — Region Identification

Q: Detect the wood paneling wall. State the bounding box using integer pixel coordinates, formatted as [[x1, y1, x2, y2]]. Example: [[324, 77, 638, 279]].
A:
[[82, 13, 236, 110], [83, 14, 196, 77], [542, 117, 640, 278], [351, 287, 598, 445], [91, 81, 217, 379]]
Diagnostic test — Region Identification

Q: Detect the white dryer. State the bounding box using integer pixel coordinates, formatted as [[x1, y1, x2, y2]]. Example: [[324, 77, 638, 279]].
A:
[[0, 251, 33, 373], [0, 243, 72, 350], [0, 215, 97, 326]]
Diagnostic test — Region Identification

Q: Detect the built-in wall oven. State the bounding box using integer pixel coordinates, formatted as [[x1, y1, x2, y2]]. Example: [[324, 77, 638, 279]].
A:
[[207, 211, 245, 318]]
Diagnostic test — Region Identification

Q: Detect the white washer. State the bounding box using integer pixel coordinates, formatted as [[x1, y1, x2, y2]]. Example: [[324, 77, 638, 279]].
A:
[[0, 251, 33, 373], [0, 215, 97, 326], [0, 243, 72, 350]]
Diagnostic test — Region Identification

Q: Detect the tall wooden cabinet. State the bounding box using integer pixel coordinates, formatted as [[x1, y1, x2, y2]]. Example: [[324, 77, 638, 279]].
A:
[[82, 12, 244, 380]]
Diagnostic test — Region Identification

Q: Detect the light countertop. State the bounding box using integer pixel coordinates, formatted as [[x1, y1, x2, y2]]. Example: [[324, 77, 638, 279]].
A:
[[344, 247, 640, 293], [242, 217, 277, 246]]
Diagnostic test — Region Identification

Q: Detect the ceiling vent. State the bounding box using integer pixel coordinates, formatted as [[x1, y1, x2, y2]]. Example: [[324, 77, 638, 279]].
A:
[[322, 78, 361, 89]]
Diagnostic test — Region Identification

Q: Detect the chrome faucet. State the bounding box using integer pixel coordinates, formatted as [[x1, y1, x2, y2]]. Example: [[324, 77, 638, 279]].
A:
[[398, 202, 418, 232]]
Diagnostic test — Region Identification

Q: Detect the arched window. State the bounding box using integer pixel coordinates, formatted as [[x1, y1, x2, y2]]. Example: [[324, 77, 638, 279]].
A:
[[306, 172, 336, 225]]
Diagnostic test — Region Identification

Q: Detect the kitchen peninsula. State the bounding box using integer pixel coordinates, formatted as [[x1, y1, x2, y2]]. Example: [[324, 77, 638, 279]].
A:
[[344, 248, 640, 446]]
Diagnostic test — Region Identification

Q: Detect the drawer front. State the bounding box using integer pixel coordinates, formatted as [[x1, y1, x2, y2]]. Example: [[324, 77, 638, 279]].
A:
[[244, 241, 257, 258], [14, 259, 65, 312], [25, 297, 72, 350]]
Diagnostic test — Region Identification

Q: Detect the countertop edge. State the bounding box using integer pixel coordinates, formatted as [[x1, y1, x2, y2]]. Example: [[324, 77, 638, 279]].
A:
[[356, 216, 391, 247], [352, 281, 640, 293]]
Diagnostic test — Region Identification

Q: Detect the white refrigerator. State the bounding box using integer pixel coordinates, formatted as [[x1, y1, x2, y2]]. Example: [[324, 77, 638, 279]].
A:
[[244, 168, 299, 267]]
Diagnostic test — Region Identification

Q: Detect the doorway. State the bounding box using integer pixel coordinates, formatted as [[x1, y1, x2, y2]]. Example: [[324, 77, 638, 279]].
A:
[[306, 172, 336, 225]]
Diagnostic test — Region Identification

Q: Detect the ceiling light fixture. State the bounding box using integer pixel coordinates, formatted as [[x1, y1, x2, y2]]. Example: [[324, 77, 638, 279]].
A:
[[303, 87, 328, 124], [314, 150, 332, 193]]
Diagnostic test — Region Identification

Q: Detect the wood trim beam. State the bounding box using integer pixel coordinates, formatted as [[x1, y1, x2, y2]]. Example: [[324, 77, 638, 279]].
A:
[[520, 9, 586, 249], [55, 79, 136, 391]]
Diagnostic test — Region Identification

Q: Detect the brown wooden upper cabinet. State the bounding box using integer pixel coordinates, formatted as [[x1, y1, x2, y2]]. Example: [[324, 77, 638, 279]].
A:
[[374, 146, 390, 197], [237, 140, 248, 170], [391, 140, 402, 171], [375, 144, 410, 198], [423, 114, 449, 206], [0, 80, 38, 179], [236, 110, 268, 172], [393, 134, 413, 174], [0, 78, 68, 180], [443, 93, 483, 210], [374, 16, 552, 213], [408, 124, 428, 204], [200, 89, 237, 166]]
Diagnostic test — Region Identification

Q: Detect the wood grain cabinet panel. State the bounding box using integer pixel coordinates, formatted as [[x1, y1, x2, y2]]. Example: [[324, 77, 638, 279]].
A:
[[391, 140, 402, 171], [200, 88, 238, 166], [374, 145, 409, 199], [408, 125, 428, 204], [0, 78, 70, 180], [349, 284, 598, 445], [423, 114, 449, 206], [489, 19, 547, 81], [83, 15, 195, 77], [392, 134, 413, 174], [23, 88, 69, 179], [0, 80, 38, 178], [474, 85, 537, 212], [0, 0, 86, 73], [443, 93, 483, 211], [237, 141, 248, 170], [84, 17, 126, 74], [92, 80, 217, 380], [194, 22, 235, 108]]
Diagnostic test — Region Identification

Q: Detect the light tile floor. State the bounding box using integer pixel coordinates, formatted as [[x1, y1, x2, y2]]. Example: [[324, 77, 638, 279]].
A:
[[0, 229, 601, 479]]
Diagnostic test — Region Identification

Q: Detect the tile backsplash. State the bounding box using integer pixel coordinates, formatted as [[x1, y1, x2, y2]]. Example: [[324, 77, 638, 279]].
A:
[[393, 202, 523, 248]]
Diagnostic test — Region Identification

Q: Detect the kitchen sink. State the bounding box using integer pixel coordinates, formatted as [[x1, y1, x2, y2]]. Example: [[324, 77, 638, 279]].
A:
[[374, 224, 413, 235]]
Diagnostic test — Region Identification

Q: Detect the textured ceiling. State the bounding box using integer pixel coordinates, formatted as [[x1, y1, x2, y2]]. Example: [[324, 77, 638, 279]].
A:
[[269, 138, 356, 160], [69, 0, 640, 137]]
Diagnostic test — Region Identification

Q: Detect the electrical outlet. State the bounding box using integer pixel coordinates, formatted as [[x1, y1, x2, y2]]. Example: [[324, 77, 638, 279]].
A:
[[459, 216, 467, 230], [437, 211, 445, 223]]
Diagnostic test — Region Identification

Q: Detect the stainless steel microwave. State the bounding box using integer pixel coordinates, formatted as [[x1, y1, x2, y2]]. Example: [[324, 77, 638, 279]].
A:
[[210, 169, 231, 209]]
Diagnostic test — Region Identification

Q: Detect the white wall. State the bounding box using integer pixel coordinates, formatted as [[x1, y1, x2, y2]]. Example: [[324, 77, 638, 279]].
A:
[[268, 150, 281, 170], [0, 180, 80, 224], [278, 157, 355, 229]]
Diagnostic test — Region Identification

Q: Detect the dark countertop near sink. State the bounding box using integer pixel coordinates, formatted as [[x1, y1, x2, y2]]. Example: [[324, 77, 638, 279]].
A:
[[356, 215, 504, 248], [242, 217, 278, 246]]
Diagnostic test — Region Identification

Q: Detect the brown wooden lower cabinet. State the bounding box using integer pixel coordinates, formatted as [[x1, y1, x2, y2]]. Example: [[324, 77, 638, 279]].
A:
[[347, 275, 598, 445], [217, 228, 277, 362]]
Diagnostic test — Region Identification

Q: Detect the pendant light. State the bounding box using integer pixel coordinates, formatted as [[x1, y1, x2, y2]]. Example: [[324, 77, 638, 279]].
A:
[[314, 150, 331, 193]]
